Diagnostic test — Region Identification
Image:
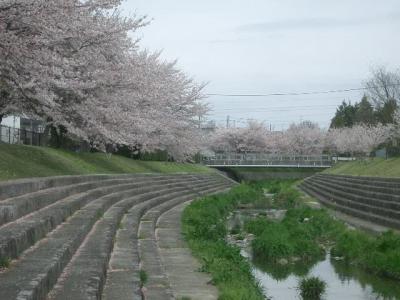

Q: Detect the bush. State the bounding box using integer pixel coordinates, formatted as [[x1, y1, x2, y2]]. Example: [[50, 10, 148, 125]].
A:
[[182, 184, 264, 299], [332, 230, 400, 279], [298, 277, 327, 300]]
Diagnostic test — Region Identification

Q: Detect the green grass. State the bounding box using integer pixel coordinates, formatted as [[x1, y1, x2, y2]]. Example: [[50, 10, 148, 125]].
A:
[[247, 207, 346, 262], [139, 269, 148, 286], [325, 157, 400, 178], [298, 277, 327, 300], [0, 256, 10, 269], [252, 180, 400, 281], [332, 230, 400, 280], [182, 184, 265, 300], [0, 144, 212, 181]]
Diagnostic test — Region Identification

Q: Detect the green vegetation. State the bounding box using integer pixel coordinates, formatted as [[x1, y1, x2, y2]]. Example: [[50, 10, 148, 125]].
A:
[[325, 157, 400, 178], [0, 256, 10, 269], [298, 277, 327, 300], [139, 269, 148, 286], [0, 144, 212, 181], [183, 179, 400, 299], [246, 180, 400, 281], [245, 181, 345, 262], [182, 184, 264, 300], [332, 230, 400, 280]]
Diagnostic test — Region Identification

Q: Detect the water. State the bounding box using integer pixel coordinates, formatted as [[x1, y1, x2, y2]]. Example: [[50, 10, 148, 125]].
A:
[[249, 251, 400, 300], [228, 211, 400, 300]]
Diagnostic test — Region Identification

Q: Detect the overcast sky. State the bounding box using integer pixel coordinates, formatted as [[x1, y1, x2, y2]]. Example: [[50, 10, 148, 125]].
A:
[[121, 0, 400, 129]]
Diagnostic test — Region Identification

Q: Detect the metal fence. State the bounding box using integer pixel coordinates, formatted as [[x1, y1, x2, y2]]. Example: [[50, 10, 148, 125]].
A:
[[202, 153, 333, 168], [0, 124, 47, 146]]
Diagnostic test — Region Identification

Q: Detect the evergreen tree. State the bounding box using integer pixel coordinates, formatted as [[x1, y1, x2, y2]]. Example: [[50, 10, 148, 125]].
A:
[[355, 95, 375, 125], [330, 101, 357, 128]]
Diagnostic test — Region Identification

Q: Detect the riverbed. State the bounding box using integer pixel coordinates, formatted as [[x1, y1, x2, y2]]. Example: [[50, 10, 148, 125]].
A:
[[228, 210, 400, 300]]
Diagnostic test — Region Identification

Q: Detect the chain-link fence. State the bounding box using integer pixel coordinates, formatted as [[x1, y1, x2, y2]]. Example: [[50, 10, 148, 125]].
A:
[[0, 124, 47, 146]]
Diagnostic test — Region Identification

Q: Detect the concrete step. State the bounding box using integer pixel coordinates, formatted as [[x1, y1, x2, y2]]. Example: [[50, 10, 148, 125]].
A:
[[300, 182, 400, 229], [46, 187, 200, 300], [0, 181, 199, 300], [315, 174, 400, 189], [156, 202, 219, 300], [0, 177, 198, 261], [101, 181, 231, 300], [309, 176, 400, 203], [308, 177, 400, 210], [138, 182, 231, 300], [0, 174, 146, 201], [0, 176, 174, 226], [313, 174, 400, 196], [303, 179, 400, 220], [302, 180, 400, 221]]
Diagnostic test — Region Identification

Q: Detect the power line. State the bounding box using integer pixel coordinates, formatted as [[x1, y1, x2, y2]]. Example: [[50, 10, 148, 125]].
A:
[[206, 83, 400, 97]]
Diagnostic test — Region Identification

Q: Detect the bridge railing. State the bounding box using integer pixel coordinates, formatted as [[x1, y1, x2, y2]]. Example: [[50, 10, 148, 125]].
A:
[[202, 154, 332, 167]]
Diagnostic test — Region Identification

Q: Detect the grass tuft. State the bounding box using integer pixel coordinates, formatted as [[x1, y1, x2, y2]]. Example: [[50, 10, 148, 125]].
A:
[[298, 276, 327, 300], [139, 269, 148, 286], [0, 256, 10, 269]]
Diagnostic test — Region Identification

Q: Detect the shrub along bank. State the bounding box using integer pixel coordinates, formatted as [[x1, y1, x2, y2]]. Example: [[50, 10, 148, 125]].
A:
[[183, 179, 400, 300], [244, 180, 400, 281], [182, 184, 264, 300]]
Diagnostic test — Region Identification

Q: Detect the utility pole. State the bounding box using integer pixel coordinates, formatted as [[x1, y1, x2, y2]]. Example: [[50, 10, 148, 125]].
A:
[[226, 115, 230, 128]]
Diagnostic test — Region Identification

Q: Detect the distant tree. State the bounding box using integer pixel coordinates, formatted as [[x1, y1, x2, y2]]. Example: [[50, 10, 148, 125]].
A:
[[330, 101, 357, 128], [365, 66, 400, 108], [364, 66, 400, 123], [327, 124, 392, 156], [375, 99, 398, 124], [354, 95, 376, 125], [284, 121, 326, 155]]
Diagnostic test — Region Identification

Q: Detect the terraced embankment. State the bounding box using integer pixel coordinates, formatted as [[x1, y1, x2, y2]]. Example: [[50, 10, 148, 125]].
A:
[[0, 173, 234, 300], [300, 173, 400, 230]]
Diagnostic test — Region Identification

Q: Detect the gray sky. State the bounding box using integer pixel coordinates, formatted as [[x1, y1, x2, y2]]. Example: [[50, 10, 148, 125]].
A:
[[121, 0, 400, 129]]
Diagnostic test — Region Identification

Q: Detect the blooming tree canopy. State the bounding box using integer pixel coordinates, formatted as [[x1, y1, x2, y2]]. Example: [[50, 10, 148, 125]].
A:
[[0, 0, 208, 160]]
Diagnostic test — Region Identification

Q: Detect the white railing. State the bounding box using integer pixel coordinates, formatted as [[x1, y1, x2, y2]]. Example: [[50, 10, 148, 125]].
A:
[[202, 153, 332, 168]]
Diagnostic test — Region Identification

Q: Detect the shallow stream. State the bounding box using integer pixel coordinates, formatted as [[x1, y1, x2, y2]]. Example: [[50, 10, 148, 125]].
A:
[[228, 210, 400, 300]]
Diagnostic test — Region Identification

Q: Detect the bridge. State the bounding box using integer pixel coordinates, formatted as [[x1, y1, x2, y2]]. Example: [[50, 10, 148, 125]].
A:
[[201, 153, 332, 168]]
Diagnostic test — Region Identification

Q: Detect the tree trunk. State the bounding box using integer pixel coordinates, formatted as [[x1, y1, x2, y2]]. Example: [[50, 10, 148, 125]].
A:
[[0, 114, 3, 125]]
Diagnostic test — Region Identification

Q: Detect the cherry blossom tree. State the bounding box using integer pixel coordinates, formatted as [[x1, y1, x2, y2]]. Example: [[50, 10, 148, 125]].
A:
[[327, 124, 392, 156], [283, 121, 326, 155], [0, 0, 208, 160], [209, 121, 270, 153]]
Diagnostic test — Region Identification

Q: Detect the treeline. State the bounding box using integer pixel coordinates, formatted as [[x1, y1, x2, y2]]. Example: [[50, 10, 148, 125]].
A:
[[331, 67, 400, 128], [329, 67, 400, 156], [0, 1, 207, 161]]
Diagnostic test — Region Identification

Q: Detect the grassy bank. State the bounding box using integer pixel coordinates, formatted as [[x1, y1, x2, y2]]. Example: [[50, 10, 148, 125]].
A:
[[325, 157, 400, 178], [182, 185, 264, 300], [0, 144, 212, 181], [244, 180, 400, 281]]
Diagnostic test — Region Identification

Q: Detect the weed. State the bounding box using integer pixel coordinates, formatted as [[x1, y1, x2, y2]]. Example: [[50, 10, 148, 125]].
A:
[[118, 221, 124, 230], [298, 277, 327, 300], [139, 269, 148, 286], [0, 256, 10, 269], [182, 184, 265, 299], [96, 210, 104, 220]]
